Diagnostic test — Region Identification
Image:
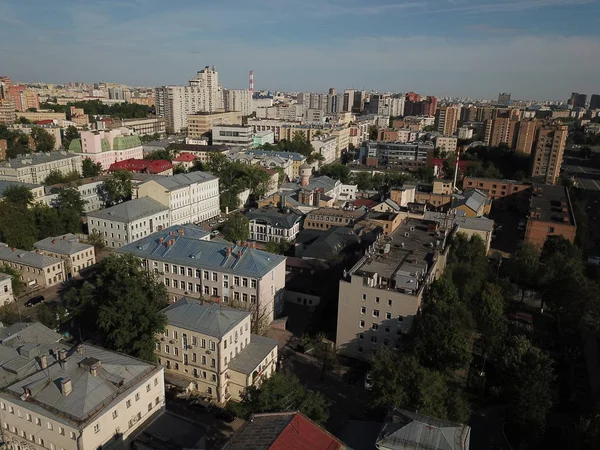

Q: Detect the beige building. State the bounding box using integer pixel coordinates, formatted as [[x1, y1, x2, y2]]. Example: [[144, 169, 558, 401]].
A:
[[0, 323, 165, 450], [304, 207, 367, 231], [14, 111, 67, 126], [157, 297, 278, 403], [0, 273, 14, 305], [69, 106, 89, 127], [108, 117, 166, 136], [515, 119, 539, 155], [187, 111, 243, 137], [310, 135, 338, 165], [0, 243, 65, 289], [0, 181, 47, 204], [0, 151, 82, 184], [436, 106, 460, 136], [336, 219, 452, 360], [0, 100, 16, 124], [34, 234, 96, 279], [530, 124, 568, 184], [434, 136, 458, 153]]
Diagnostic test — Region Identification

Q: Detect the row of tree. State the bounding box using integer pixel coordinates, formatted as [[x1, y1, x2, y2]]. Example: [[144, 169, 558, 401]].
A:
[[40, 100, 151, 120], [318, 162, 435, 190], [261, 131, 325, 165], [0, 124, 57, 158]]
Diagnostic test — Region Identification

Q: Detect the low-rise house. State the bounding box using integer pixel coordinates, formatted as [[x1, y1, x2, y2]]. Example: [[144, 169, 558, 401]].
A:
[[434, 135, 458, 153], [166, 143, 230, 164], [424, 211, 495, 253], [157, 297, 278, 403], [245, 207, 303, 243], [0, 243, 65, 289], [44, 177, 106, 212], [310, 135, 338, 165], [453, 189, 491, 217], [87, 197, 170, 248], [304, 207, 367, 231], [34, 234, 96, 278], [0, 151, 82, 184], [295, 227, 362, 261], [9, 124, 62, 150], [0, 273, 14, 305], [0, 322, 166, 450], [172, 152, 197, 170], [373, 199, 402, 213], [525, 184, 576, 248]]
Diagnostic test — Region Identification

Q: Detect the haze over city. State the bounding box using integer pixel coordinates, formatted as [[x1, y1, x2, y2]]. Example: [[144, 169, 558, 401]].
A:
[[1, 0, 600, 98]]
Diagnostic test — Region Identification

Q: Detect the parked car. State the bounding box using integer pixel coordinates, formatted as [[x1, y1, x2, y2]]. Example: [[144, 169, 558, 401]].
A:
[[211, 230, 220, 236], [215, 408, 236, 423], [25, 296, 45, 307], [190, 398, 213, 413]]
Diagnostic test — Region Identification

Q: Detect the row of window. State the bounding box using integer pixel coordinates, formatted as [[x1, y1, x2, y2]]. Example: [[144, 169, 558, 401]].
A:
[[359, 317, 404, 330], [160, 265, 257, 288], [361, 294, 395, 306]]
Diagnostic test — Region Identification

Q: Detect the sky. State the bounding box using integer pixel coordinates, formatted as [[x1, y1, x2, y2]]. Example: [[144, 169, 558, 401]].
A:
[[0, 0, 599, 99]]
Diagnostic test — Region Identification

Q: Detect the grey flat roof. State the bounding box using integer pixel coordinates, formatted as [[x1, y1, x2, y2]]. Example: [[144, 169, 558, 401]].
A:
[[245, 208, 302, 229], [141, 171, 216, 191], [243, 150, 306, 161], [118, 229, 286, 279], [34, 234, 93, 255], [161, 297, 249, 339], [0, 243, 63, 269], [0, 151, 80, 169], [529, 184, 575, 225], [87, 197, 168, 223], [228, 334, 278, 375], [424, 211, 494, 233]]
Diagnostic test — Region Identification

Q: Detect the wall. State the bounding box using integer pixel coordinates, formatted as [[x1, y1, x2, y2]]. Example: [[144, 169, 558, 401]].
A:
[[524, 219, 576, 249]]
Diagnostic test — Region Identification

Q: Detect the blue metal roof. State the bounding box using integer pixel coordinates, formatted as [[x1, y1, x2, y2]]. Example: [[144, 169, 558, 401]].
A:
[[244, 150, 306, 161]]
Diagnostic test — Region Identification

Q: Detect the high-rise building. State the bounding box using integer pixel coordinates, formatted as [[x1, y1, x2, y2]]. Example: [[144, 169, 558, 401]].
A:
[[353, 90, 366, 112], [405, 92, 421, 102], [460, 106, 477, 123], [575, 93, 587, 108], [155, 66, 224, 133], [435, 106, 460, 136], [476, 106, 494, 122], [485, 117, 518, 147], [224, 89, 253, 116], [515, 119, 539, 155], [342, 89, 355, 112], [424, 96, 438, 116], [0, 99, 15, 124], [590, 94, 600, 110], [530, 124, 568, 184], [108, 87, 125, 100], [497, 92, 511, 106], [328, 87, 336, 95]]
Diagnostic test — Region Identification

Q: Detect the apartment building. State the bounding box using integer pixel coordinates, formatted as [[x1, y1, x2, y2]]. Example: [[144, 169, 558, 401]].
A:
[[87, 197, 170, 248], [0, 322, 165, 450], [304, 207, 367, 231], [14, 111, 67, 126], [134, 171, 220, 224], [229, 150, 305, 180], [223, 89, 253, 116], [0, 139, 6, 160], [155, 67, 225, 132], [212, 125, 253, 147], [69, 106, 89, 127], [252, 130, 275, 148], [463, 177, 531, 212], [33, 234, 95, 278], [245, 207, 303, 242], [457, 126, 473, 140], [360, 141, 434, 170], [157, 298, 278, 403], [0, 100, 16, 124], [435, 106, 460, 136], [0, 243, 65, 289], [310, 135, 338, 165], [187, 112, 242, 138], [118, 228, 287, 321], [484, 117, 518, 147], [525, 184, 576, 248], [0, 151, 82, 184], [336, 219, 452, 360], [530, 124, 568, 184], [515, 119, 539, 154], [107, 117, 166, 136], [68, 128, 144, 170], [0, 273, 14, 305], [434, 136, 458, 153]]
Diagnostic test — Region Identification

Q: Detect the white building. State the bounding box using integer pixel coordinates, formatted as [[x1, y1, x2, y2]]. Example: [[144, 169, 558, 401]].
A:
[[134, 172, 220, 225], [34, 234, 96, 279], [245, 207, 303, 243], [0, 152, 82, 184], [155, 66, 225, 133], [434, 136, 458, 153], [457, 126, 473, 140], [212, 125, 253, 147], [339, 183, 358, 201], [87, 197, 171, 248], [0, 273, 14, 305], [0, 322, 165, 450], [310, 135, 337, 166], [224, 89, 253, 116], [252, 130, 275, 148]]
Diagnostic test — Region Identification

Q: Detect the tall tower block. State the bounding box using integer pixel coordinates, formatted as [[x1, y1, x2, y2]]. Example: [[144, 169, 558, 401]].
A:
[[249, 70, 254, 93]]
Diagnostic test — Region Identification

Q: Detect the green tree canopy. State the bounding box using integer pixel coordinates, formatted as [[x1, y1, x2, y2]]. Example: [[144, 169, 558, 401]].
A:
[[0, 201, 37, 249], [31, 127, 56, 152], [2, 185, 33, 206], [145, 149, 175, 161], [81, 158, 102, 178], [43, 170, 81, 186], [101, 170, 133, 206], [318, 163, 351, 183], [0, 265, 25, 296], [0, 124, 31, 158], [219, 213, 249, 242], [62, 125, 80, 150], [55, 187, 86, 233]]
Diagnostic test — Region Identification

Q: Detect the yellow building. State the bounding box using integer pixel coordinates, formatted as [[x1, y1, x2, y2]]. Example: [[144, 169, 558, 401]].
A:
[[187, 111, 243, 137]]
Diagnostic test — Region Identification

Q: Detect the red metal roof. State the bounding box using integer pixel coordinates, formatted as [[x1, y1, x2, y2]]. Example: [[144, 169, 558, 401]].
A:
[[174, 152, 197, 162], [353, 198, 379, 208], [271, 413, 344, 450], [35, 119, 55, 125], [109, 158, 172, 174], [260, 167, 278, 176]]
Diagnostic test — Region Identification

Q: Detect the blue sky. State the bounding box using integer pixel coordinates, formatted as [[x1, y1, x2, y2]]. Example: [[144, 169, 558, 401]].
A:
[[1, 0, 599, 99]]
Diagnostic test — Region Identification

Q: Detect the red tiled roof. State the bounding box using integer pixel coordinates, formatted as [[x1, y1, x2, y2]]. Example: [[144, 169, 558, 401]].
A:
[[353, 198, 378, 208], [109, 158, 172, 174], [271, 413, 344, 450], [35, 119, 55, 125], [260, 167, 278, 176], [174, 152, 197, 162]]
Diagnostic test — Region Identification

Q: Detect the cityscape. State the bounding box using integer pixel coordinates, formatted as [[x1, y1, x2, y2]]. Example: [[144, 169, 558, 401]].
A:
[[1, 2, 600, 450]]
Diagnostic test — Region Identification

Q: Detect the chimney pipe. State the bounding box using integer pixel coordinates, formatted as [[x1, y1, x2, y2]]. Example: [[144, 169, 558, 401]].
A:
[[51, 239, 56, 244], [40, 354, 47, 370], [60, 378, 72, 396], [76, 345, 83, 355], [59, 349, 67, 361]]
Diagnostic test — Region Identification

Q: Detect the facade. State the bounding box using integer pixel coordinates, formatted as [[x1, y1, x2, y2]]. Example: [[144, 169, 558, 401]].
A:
[[424, 211, 494, 253], [45, 178, 105, 212], [530, 124, 568, 184], [336, 219, 452, 360], [0, 100, 16, 124], [155, 66, 225, 133], [14, 111, 67, 126], [304, 207, 367, 231], [0, 243, 65, 289], [524, 184, 576, 248], [168, 143, 230, 164], [0, 273, 14, 305], [212, 125, 253, 147], [310, 135, 338, 165], [87, 197, 171, 248], [187, 112, 243, 137], [252, 130, 275, 148], [434, 136, 458, 153], [134, 171, 220, 225], [0, 151, 82, 184], [157, 298, 278, 403], [389, 187, 416, 207], [245, 207, 303, 242], [360, 141, 434, 170], [453, 189, 490, 217], [172, 152, 197, 170], [68, 128, 144, 170], [223, 89, 253, 116], [457, 126, 473, 140], [33, 234, 96, 278], [484, 117, 518, 147], [0, 139, 6, 160], [0, 323, 165, 450], [68, 106, 89, 127], [0, 181, 47, 204], [108, 117, 166, 136], [118, 228, 287, 321], [436, 106, 460, 136], [463, 177, 531, 212], [515, 119, 539, 155], [229, 150, 306, 180]]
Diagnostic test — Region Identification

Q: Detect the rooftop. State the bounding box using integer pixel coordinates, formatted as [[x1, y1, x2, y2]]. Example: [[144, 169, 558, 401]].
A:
[[296, 227, 362, 260], [0, 180, 43, 197], [307, 207, 366, 219], [118, 229, 286, 279], [173, 152, 197, 162], [453, 189, 488, 214], [529, 183, 575, 225], [109, 158, 172, 174], [424, 211, 494, 233], [228, 334, 278, 375], [34, 233, 93, 256], [161, 297, 249, 339], [167, 143, 230, 153], [0, 151, 80, 169], [305, 175, 340, 194], [0, 243, 64, 269], [87, 197, 168, 223], [245, 207, 303, 229], [243, 150, 307, 161], [139, 171, 216, 191]]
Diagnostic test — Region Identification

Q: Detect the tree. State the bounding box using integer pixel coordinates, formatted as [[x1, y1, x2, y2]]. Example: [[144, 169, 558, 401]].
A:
[[32, 204, 63, 239], [101, 170, 133, 206], [219, 213, 249, 242], [206, 152, 229, 176], [63, 254, 168, 361], [82, 158, 102, 178], [55, 187, 86, 233], [30, 127, 56, 152], [473, 282, 506, 353], [240, 372, 330, 424], [85, 229, 106, 252], [145, 149, 175, 161], [43, 170, 80, 185], [511, 243, 541, 301], [352, 172, 373, 191], [264, 240, 290, 255], [318, 163, 351, 183], [0, 201, 37, 250], [189, 160, 205, 173], [62, 125, 80, 150], [2, 185, 33, 206], [368, 125, 378, 140], [0, 303, 21, 326], [0, 265, 25, 296]]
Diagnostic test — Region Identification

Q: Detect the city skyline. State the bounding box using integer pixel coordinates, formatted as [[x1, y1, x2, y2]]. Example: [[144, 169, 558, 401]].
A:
[[0, 0, 599, 99]]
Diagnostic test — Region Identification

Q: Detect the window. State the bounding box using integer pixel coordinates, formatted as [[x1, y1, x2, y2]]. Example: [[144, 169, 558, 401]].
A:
[[388, 299, 392, 306], [113, 410, 118, 419], [47, 422, 53, 430], [386, 312, 392, 319], [202, 355, 206, 364], [362, 294, 366, 301], [192, 336, 197, 346], [126, 400, 131, 408], [187, 268, 193, 277], [212, 272, 218, 281], [234, 276, 240, 286], [251, 279, 257, 288], [179, 266, 185, 275], [211, 374, 217, 382], [173, 279, 178, 289], [174, 348, 179, 356], [148, 403, 153, 412], [360, 306, 366, 314], [211, 358, 216, 368], [385, 326, 390, 333], [203, 271, 209, 280], [26, 413, 31, 422], [398, 315, 404, 322], [59, 427, 65, 436], [547, 227, 555, 233], [212, 287, 218, 297], [36, 417, 41, 426], [373, 309, 380, 318], [165, 345, 170, 354], [359, 333, 364, 340], [156, 396, 160, 405], [242, 278, 248, 287], [93, 424, 100, 434], [135, 393, 140, 401], [242, 293, 248, 302], [375, 297, 380, 303], [146, 383, 151, 392], [359, 320, 365, 328], [371, 336, 377, 343], [372, 323, 379, 330], [210, 341, 216, 351], [201, 338, 206, 348]]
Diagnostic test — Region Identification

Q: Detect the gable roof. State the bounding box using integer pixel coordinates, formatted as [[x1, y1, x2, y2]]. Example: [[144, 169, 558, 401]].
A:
[[0, 243, 63, 269], [161, 297, 249, 338], [142, 171, 216, 191], [376, 408, 470, 450], [454, 189, 487, 213], [245, 207, 303, 229], [34, 234, 93, 256], [87, 197, 168, 223]]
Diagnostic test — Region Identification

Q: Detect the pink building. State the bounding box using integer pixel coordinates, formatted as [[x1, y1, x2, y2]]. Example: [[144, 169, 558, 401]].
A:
[[68, 128, 144, 170]]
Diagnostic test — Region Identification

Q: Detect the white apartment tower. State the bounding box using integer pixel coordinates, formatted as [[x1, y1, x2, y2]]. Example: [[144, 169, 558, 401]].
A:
[[155, 66, 225, 133], [224, 89, 253, 116]]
